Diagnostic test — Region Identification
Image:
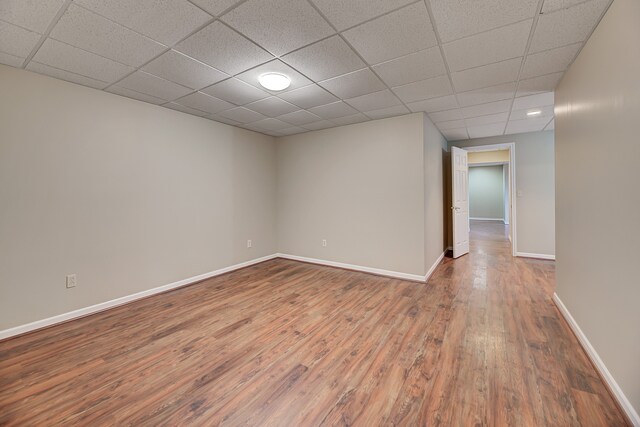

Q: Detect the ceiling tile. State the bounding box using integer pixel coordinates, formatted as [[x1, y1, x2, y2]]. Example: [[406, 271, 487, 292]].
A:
[[164, 102, 209, 117], [451, 57, 522, 92], [32, 38, 134, 83], [509, 105, 554, 120], [209, 114, 241, 126], [175, 91, 235, 114], [331, 113, 369, 126], [221, 0, 334, 56], [364, 104, 410, 120], [142, 50, 228, 90], [372, 47, 446, 87], [244, 97, 299, 117], [251, 117, 293, 131], [407, 95, 459, 113], [443, 20, 532, 72], [74, 0, 212, 46], [26, 61, 108, 89], [440, 128, 469, 141], [465, 112, 509, 127], [521, 43, 582, 79], [0, 51, 25, 67], [392, 75, 453, 104], [310, 0, 415, 31], [281, 35, 365, 82], [456, 82, 516, 107], [302, 120, 336, 130], [429, 0, 539, 42], [342, 3, 437, 64], [429, 109, 464, 122], [50, 4, 165, 67], [512, 92, 554, 110], [309, 101, 358, 119], [202, 78, 270, 105], [190, 0, 243, 16], [529, 0, 610, 53], [175, 21, 273, 75], [217, 106, 267, 123], [505, 116, 552, 134], [276, 110, 323, 126], [279, 126, 308, 135], [0, 21, 42, 58], [516, 72, 563, 96], [460, 99, 512, 118], [278, 84, 339, 109], [541, 0, 587, 14], [235, 60, 311, 94], [240, 122, 270, 132], [0, 0, 66, 33], [467, 122, 506, 138], [345, 89, 401, 111], [436, 119, 466, 130], [117, 70, 193, 101], [318, 68, 385, 99], [106, 85, 167, 104]]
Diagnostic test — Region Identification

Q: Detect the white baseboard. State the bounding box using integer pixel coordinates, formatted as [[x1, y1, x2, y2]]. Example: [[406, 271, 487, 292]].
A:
[[470, 217, 505, 221], [516, 251, 555, 260], [0, 254, 279, 341], [424, 251, 445, 282], [276, 253, 426, 282], [553, 293, 640, 426], [1, 252, 447, 341]]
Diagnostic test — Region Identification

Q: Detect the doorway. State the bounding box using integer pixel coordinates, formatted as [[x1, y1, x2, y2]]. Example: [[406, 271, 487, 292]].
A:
[[450, 143, 517, 258]]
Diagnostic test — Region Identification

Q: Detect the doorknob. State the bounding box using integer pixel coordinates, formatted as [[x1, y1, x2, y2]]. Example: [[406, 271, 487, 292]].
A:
[[451, 206, 460, 211]]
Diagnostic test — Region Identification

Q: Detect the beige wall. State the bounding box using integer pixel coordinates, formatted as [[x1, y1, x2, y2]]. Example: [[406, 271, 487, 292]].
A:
[[0, 65, 277, 330], [450, 131, 555, 256], [555, 0, 640, 416], [423, 114, 448, 273], [468, 150, 510, 164], [469, 165, 505, 220], [277, 113, 429, 276]]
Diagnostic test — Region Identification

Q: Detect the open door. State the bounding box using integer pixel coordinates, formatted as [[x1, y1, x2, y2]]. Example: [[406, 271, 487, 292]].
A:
[[451, 147, 469, 258]]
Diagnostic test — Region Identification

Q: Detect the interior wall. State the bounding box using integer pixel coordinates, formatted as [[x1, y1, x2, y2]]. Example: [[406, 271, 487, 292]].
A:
[[469, 165, 505, 220], [423, 113, 448, 273], [503, 164, 510, 225], [468, 150, 510, 164], [276, 113, 427, 276], [0, 65, 278, 330], [450, 131, 555, 257], [555, 0, 640, 417]]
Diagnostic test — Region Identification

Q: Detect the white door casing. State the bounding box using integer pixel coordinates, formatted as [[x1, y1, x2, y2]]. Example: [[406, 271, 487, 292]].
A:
[[452, 147, 469, 258]]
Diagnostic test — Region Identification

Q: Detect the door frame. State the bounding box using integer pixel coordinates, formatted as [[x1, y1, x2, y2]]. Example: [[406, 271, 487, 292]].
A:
[[463, 143, 517, 257]]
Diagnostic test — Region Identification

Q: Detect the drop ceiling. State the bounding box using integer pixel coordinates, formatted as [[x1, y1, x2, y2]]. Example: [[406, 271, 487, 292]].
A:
[[0, 0, 612, 140]]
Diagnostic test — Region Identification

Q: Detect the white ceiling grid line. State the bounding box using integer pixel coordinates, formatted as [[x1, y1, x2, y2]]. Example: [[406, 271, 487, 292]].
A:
[[0, 0, 614, 139]]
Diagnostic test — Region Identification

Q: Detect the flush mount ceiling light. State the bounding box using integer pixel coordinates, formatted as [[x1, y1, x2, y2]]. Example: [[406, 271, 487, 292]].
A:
[[258, 73, 291, 91], [527, 110, 542, 116]]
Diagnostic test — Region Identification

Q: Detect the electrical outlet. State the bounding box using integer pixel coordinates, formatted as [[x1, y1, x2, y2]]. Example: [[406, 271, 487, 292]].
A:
[[247, 239, 252, 248], [322, 239, 327, 247], [66, 274, 77, 288]]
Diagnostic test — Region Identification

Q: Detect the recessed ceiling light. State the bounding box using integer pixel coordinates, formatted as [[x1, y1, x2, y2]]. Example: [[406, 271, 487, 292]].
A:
[[527, 110, 542, 116], [258, 73, 291, 91]]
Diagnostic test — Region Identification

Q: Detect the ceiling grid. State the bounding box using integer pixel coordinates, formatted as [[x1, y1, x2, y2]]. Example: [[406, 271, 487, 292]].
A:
[[0, 0, 613, 139]]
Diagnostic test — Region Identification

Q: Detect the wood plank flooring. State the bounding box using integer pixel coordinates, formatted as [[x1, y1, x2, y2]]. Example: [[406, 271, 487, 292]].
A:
[[0, 220, 628, 426]]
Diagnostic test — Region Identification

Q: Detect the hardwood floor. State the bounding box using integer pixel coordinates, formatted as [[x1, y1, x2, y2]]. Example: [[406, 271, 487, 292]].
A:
[[0, 221, 628, 426]]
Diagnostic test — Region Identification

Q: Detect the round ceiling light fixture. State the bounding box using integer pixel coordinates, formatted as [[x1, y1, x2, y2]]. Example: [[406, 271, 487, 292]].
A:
[[258, 73, 291, 91]]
